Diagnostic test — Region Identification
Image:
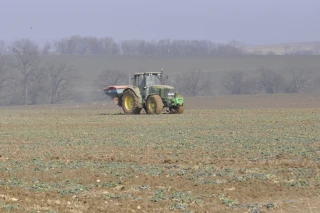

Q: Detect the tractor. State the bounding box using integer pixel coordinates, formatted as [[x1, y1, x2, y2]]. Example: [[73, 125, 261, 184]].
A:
[[104, 70, 185, 114]]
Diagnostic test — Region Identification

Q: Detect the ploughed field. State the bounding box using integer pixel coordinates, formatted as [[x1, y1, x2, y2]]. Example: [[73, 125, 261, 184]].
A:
[[0, 94, 320, 213]]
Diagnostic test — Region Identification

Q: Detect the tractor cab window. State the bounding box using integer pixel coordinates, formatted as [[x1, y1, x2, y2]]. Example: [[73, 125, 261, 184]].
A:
[[139, 75, 144, 87], [134, 75, 144, 87], [145, 74, 162, 87]]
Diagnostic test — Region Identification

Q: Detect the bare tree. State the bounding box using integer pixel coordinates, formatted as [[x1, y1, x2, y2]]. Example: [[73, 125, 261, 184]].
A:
[[28, 67, 48, 104], [228, 40, 245, 52], [223, 71, 258, 95], [174, 69, 212, 96], [91, 69, 126, 101], [0, 40, 5, 54], [223, 71, 245, 95], [285, 69, 311, 93], [41, 41, 52, 55], [0, 55, 14, 102], [10, 39, 40, 104], [45, 62, 78, 104], [259, 68, 286, 94], [312, 76, 320, 92]]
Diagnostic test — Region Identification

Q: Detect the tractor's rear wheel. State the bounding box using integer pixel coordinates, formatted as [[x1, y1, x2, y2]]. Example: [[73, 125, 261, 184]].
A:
[[146, 95, 164, 114], [169, 105, 185, 114], [122, 90, 142, 114]]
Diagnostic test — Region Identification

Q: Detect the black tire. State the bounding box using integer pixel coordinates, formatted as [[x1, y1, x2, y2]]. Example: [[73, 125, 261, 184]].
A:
[[146, 95, 164, 114], [169, 105, 185, 114], [121, 90, 142, 114]]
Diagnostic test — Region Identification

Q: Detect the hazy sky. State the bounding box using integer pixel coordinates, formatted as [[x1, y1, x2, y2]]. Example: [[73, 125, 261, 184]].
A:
[[1, 0, 319, 45]]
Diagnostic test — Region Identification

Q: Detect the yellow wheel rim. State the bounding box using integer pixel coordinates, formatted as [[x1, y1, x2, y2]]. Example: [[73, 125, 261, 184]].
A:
[[148, 101, 155, 112], [124, 96, 134, 110]]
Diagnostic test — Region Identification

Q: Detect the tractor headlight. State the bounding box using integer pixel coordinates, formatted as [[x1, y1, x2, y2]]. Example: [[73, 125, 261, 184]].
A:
[[168, 93, 175, 96]]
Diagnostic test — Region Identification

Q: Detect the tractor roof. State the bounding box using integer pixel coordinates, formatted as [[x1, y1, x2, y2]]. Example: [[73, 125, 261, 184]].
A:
[[134, 72, 162, 76], [152, 85, 174, 89]]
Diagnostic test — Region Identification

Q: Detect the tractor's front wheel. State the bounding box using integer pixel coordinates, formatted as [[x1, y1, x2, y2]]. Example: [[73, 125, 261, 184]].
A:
[[146, 95, 164, 114], [121, 90, 142, 114], [169, 105, 185, 114], [170, 93, 185, 114]]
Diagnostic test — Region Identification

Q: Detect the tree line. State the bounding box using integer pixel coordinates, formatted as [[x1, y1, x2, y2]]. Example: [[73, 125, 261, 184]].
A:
[[1, 38, 320, 106], [1, 37, 245, 56], [220, 68, 320, 95], [2, 37, 320, 56]]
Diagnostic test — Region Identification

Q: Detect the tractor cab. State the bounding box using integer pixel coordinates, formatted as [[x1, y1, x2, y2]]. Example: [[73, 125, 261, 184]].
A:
[[133, 72, 163, 87], [133, 72, 163, 99]]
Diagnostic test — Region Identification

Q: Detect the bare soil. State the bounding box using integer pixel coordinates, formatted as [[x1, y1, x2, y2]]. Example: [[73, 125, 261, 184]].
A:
[[0, 93, 319, 213]]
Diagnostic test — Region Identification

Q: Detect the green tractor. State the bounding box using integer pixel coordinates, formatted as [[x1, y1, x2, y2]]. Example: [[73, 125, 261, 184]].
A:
[[104, 70, 185, 114]]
